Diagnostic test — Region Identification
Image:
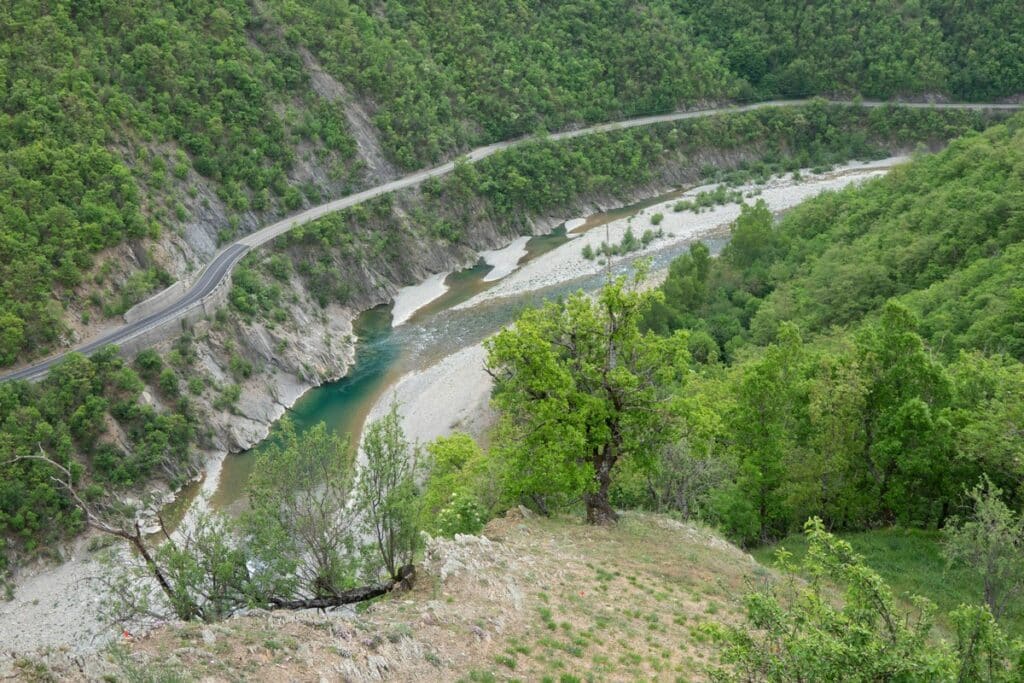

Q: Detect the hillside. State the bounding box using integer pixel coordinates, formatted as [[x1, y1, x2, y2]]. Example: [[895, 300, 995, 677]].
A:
[[0, 102, 1005, 584], [3, 3, 1024, 678], [642, 113, 1024, 546], [3, 0, 1023, 369], [11, 512, 756, 681]]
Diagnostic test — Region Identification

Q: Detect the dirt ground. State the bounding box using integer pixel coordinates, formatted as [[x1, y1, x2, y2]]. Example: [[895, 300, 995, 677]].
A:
[[12, 511, 763, 682]]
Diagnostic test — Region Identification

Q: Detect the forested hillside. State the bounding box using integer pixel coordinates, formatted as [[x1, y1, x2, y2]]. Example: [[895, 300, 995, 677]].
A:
[[278, 0, 1024, 165], [4, 3, 1024, 671], [677, 0, 1024, 100], [3, 102, 993, 582], [2, 0, 1023, 370], [640, 114, 1024, 545], [0, 0, 360, 366]]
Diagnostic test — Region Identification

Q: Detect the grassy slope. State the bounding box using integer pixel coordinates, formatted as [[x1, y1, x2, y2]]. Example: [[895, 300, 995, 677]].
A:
[[46, 513, 758, 682], [752, 528, 1024, 636]]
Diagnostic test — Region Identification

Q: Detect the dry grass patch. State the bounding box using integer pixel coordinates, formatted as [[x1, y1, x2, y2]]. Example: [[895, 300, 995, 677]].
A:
[[33, 511, 760, 682]]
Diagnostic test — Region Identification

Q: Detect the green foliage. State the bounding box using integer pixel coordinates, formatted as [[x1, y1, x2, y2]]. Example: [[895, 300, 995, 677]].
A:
[[271, 0, 735, 167], [102, 415, 429, 624], [229, 263, 283, 321], [0, 348, 195, 572], [678, 0, 1024, 101], [275, 0, 1022, 170], [442, 103, 994, 235], [710, 519, 1023, 681], [660, 117, 1024, 353], [486, 272, 690, 523], [421, 433, 503, 537], [213, 384, 241, 412], [2, 0, 1019, 367], [134, 349, 163, 381], [228, 354, 254, 381], [435, 492, 486, 538], [945, 478, 1024, 623], [157, 368, 179, 398], [0, 0, 362, 365], [357, 402, 423, 580], [644, 116, 1024, 546], [758, 526, 1024, 637], [244, 420, 357, 599]]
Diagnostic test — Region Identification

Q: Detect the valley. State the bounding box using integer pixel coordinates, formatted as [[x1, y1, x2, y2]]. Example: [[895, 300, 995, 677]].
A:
[[3, 2, 1024, 679]]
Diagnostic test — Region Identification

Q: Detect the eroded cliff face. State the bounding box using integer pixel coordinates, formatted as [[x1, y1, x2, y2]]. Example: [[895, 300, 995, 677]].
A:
[[154, 142, 765, 459]]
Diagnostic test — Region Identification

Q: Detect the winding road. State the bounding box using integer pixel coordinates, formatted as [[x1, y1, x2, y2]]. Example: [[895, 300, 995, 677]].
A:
[[3, 98, 1020, 383]]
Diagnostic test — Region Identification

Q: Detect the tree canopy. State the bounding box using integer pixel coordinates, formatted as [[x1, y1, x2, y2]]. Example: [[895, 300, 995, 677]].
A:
[[486, 273, 690, 524]]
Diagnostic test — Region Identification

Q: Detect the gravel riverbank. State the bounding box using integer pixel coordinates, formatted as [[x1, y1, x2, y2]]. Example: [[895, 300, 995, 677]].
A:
[[371, 156, 908, 453]]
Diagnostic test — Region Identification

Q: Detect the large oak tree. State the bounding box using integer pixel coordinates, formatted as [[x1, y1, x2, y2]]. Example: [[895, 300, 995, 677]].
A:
[[485, 273, 690, 524]]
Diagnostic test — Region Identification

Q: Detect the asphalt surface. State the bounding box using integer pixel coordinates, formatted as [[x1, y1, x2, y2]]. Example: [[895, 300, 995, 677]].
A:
[[0, 244, 251, 382], [3, 98, 1021, 383]]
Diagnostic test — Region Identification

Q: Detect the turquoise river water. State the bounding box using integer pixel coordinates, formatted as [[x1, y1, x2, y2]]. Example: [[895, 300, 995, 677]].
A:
[[194, 189, 728, 515]]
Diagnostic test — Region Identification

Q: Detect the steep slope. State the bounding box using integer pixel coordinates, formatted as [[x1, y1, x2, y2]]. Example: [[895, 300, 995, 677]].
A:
[[0, 0, 363, 366], [643, 113, 1024, 547], [16, 512, 756, 682], [2, 0, 1023, 369], [0, 102, 1004, 582]]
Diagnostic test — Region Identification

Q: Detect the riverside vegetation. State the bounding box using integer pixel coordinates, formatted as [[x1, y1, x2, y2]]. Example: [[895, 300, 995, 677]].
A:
[[3, 0, 1023, 367], [3, 2, 1024, 677], [0, 102, 1002, 585], [15, 114, 1024, 680], [430, 115, 1024, 678]]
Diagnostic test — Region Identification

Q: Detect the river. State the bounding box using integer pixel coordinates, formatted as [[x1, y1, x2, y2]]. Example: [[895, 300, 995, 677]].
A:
[[199, 156, 903, 513], [209, 198, 730, 512]]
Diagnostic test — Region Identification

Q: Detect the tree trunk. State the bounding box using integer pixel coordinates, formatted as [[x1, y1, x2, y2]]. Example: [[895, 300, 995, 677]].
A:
[[584, 461, 618, 525], [268, 564, 415, 611]]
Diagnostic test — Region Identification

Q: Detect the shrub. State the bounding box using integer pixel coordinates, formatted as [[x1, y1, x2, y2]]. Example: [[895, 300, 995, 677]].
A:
[[436, 492, 486, 537], [187, 377, 205, 395], [229, 354, 254, 381], [135, 349, 163, 380], [214, 384, 241, 411], [158, 368, 179, 397]]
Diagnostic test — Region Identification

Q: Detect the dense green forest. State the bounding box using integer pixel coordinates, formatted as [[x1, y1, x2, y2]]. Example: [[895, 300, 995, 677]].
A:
[[1, 102, 998, 583], [238, 102, 999, 316], [632, 114, 1024, 545], [0, 344, 197, 583], [2, 0, 1023, 370], [678, 0, 1024, 100], [0, 0, 360, 367], [428, 116, 1024, 673], [279, 0, 1024, 165]]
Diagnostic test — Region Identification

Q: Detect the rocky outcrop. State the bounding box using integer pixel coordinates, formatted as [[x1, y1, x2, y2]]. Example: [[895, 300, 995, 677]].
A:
[[169, 143, 766, 459]]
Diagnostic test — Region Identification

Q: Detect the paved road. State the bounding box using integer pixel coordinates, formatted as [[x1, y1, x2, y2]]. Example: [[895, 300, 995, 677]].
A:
[[3, 98, 1021, 382]]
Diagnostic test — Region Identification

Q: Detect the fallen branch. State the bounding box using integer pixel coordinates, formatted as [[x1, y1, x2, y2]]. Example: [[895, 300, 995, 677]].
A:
[[267, 564, 415, 611]]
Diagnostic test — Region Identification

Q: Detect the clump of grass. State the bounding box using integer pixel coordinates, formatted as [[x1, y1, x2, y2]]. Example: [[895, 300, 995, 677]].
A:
[[495, 654, 517, 670]]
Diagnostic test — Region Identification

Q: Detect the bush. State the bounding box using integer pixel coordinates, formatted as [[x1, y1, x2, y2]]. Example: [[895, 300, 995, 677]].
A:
[[229, 354, 254, 381], [187, 377, 205, 395], [214, 384, 241, 411], [436, 492, 486, 537], [135, 349, 163, 380], [650, 213, 664, 226], [158, 368, 179, 397]]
